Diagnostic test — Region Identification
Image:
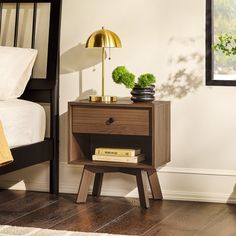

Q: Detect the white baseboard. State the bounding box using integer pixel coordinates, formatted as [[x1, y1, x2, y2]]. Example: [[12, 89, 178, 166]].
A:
[[1, 162, 236, 204], [163, 190, 236, 204], [158, 166, 236, 177]]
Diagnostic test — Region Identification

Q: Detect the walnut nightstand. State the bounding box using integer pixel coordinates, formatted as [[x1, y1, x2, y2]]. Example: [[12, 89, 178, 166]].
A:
[[68, 99, 170, 208]]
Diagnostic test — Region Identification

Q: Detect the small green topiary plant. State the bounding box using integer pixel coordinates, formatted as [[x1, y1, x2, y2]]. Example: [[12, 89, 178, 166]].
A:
[[137, 73, 156, 88], [112, 66, 156, 89], [112, 66, 135, 88]]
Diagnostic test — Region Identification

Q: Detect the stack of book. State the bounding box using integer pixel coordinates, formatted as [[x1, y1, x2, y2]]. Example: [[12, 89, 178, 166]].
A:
[[92, 147, 145, 163]]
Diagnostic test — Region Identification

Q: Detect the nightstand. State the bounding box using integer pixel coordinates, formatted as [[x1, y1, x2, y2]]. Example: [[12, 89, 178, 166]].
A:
[[68, 99, 170, 208]]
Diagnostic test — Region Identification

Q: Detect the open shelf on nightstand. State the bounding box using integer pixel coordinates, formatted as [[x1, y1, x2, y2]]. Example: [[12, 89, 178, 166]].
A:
[[69, 133, 153, 168]]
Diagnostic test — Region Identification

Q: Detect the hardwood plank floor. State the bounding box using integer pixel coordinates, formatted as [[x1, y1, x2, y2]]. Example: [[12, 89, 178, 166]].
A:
[[51, 197, 134, 232], [0, 190, 235, 236], [0, 191, 58, 225]]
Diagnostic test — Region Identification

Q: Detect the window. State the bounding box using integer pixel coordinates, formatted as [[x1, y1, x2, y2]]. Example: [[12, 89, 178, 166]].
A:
[[206, 0, 236, 86]]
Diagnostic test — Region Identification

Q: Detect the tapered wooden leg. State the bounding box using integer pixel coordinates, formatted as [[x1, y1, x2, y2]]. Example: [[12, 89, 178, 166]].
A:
[[92, 173, 104, 197], [147, 170, 163, 200], [76, 166, 94, 203], [136, 170, 150, 208]]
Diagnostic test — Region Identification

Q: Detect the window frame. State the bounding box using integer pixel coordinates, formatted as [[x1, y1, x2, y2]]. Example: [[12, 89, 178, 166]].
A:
[[205, 0, 236, 86]]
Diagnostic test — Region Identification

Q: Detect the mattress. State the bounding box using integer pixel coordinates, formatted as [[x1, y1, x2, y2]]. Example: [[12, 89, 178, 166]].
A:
[[0, 99, 46, 148]]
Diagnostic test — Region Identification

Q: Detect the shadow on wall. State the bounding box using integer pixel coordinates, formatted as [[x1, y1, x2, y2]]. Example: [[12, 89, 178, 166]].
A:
[[227, 184, 236, 204], [60, 43, 104, 98], [156, 37, 204, 99], [59, 111, 68, 164]]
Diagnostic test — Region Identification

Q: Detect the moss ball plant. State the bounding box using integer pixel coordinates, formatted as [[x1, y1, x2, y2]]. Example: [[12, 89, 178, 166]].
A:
[[112, 66, 135, 88], [112, 66, 156, 89], [137, 73, 156, 88]]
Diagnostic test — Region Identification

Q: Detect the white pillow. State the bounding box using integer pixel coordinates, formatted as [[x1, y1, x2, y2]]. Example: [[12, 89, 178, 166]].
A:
[[0, 46, 38, 100]]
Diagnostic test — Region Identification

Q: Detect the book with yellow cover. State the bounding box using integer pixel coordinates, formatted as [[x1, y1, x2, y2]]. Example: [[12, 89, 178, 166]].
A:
[[92, 154, 145, 164], [95, 147, 141, 157]]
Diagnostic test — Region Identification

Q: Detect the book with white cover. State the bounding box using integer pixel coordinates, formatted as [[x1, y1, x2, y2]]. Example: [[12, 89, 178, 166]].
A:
[[95, 147, 141, 157], [92, 154, 145, 163]]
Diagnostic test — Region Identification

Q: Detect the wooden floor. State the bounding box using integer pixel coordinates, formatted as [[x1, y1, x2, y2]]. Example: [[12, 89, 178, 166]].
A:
[[0, 190, 235, 236]]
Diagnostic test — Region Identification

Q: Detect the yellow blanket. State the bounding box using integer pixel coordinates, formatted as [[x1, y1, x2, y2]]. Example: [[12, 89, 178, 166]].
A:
[[0, 121, 13, 166]]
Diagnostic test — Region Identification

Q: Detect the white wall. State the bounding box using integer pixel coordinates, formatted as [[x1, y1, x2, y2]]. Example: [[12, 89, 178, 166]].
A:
[[1, 0, 236, 203]]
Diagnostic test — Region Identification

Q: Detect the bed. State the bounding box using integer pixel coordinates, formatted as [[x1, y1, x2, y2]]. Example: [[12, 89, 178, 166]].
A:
[[0, 0, 61, 194], [0, 99, 46, 148]]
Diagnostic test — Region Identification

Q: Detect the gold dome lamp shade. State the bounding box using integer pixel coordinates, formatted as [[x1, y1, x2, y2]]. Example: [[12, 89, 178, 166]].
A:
[[85, 27, 122, 102]]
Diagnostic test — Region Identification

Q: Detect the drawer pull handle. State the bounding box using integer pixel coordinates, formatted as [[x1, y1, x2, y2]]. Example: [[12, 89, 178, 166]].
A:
[[106, 117, 114, 125]]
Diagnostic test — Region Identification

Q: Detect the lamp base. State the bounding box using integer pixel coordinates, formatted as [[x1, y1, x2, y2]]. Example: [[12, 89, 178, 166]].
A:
[[89, 95, 117, 103]]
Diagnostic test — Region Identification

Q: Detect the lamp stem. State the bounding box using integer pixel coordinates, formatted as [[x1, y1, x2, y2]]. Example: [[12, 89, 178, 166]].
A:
[[102, 47, 105, 97]]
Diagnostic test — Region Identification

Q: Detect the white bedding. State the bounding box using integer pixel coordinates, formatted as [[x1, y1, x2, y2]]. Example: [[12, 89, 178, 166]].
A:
[[0, 99, 46, 148]]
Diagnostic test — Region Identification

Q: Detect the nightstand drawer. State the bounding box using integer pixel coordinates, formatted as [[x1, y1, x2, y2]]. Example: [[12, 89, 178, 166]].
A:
[[72, 107, 150, 136]]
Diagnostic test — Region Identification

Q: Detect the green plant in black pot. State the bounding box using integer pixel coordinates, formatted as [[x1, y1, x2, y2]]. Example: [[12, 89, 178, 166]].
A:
[[131, 73, 156, 102], [112, 66, 156, 102]]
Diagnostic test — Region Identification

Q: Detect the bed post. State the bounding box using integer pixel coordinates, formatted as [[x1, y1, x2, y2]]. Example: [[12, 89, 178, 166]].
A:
[[50, 79, 59, 195], [48, 0, 62, 195]]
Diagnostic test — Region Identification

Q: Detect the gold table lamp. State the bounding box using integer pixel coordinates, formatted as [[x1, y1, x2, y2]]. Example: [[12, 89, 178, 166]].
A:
[[86, 27, 122, 102]]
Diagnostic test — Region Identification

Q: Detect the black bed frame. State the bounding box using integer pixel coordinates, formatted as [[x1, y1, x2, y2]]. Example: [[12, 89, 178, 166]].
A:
[[0, 0, 62, 194]]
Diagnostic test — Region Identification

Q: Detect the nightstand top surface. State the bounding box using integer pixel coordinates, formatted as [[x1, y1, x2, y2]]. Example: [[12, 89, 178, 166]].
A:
[[69, 98, 169, 108]]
